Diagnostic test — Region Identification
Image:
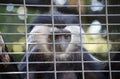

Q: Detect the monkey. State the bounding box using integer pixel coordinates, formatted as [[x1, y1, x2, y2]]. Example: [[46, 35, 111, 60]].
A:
[[0, 0, 104, 79], [0, 0, 119, 79], [0, 34, 21, 79], [18, 14, 106, 79]]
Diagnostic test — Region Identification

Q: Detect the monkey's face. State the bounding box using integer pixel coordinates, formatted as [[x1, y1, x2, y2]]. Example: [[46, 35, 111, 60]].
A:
[[28, 26, 71, 53], [48, 29, 71, 52], [29, 25, 85, 53]]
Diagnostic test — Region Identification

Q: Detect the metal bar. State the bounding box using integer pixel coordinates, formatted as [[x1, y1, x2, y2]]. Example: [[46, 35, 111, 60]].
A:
[[0, 0, 120, 79], [105, 0, 112, 79], [23, 0, 29, 79], [51, 0, 57, 79]]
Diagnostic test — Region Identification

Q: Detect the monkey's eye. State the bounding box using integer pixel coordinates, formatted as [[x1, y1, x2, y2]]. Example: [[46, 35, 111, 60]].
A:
[[65, 34, 71, 40], [55, 35, 59, 39]]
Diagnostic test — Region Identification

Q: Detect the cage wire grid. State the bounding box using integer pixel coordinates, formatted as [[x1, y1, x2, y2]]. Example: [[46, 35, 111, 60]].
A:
[[0, 0, 120, 79]]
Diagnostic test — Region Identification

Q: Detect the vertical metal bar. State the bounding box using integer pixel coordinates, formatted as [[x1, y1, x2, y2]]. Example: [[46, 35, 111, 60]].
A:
[[51, 0, 57, 79], [78, 0, 85, 79], [105, 0, 112, 79], [23, 0, 29, 79]]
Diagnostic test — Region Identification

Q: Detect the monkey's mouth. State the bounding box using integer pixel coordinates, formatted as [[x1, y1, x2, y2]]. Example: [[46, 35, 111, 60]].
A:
[[55, 42, 70, 52], [48, 42, 70, 53]]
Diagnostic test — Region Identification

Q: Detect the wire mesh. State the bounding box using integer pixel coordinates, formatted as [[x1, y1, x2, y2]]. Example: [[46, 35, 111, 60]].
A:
[[0, 0, 120, 79]]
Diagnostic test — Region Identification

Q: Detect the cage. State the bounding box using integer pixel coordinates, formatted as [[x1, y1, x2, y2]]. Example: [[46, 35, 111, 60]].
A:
[[0, 0, 120, 79]]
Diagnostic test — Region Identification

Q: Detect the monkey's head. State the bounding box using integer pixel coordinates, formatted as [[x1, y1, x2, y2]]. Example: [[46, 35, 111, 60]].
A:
[[28, 25, 85, 56], [48, 28, 71, 52]]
